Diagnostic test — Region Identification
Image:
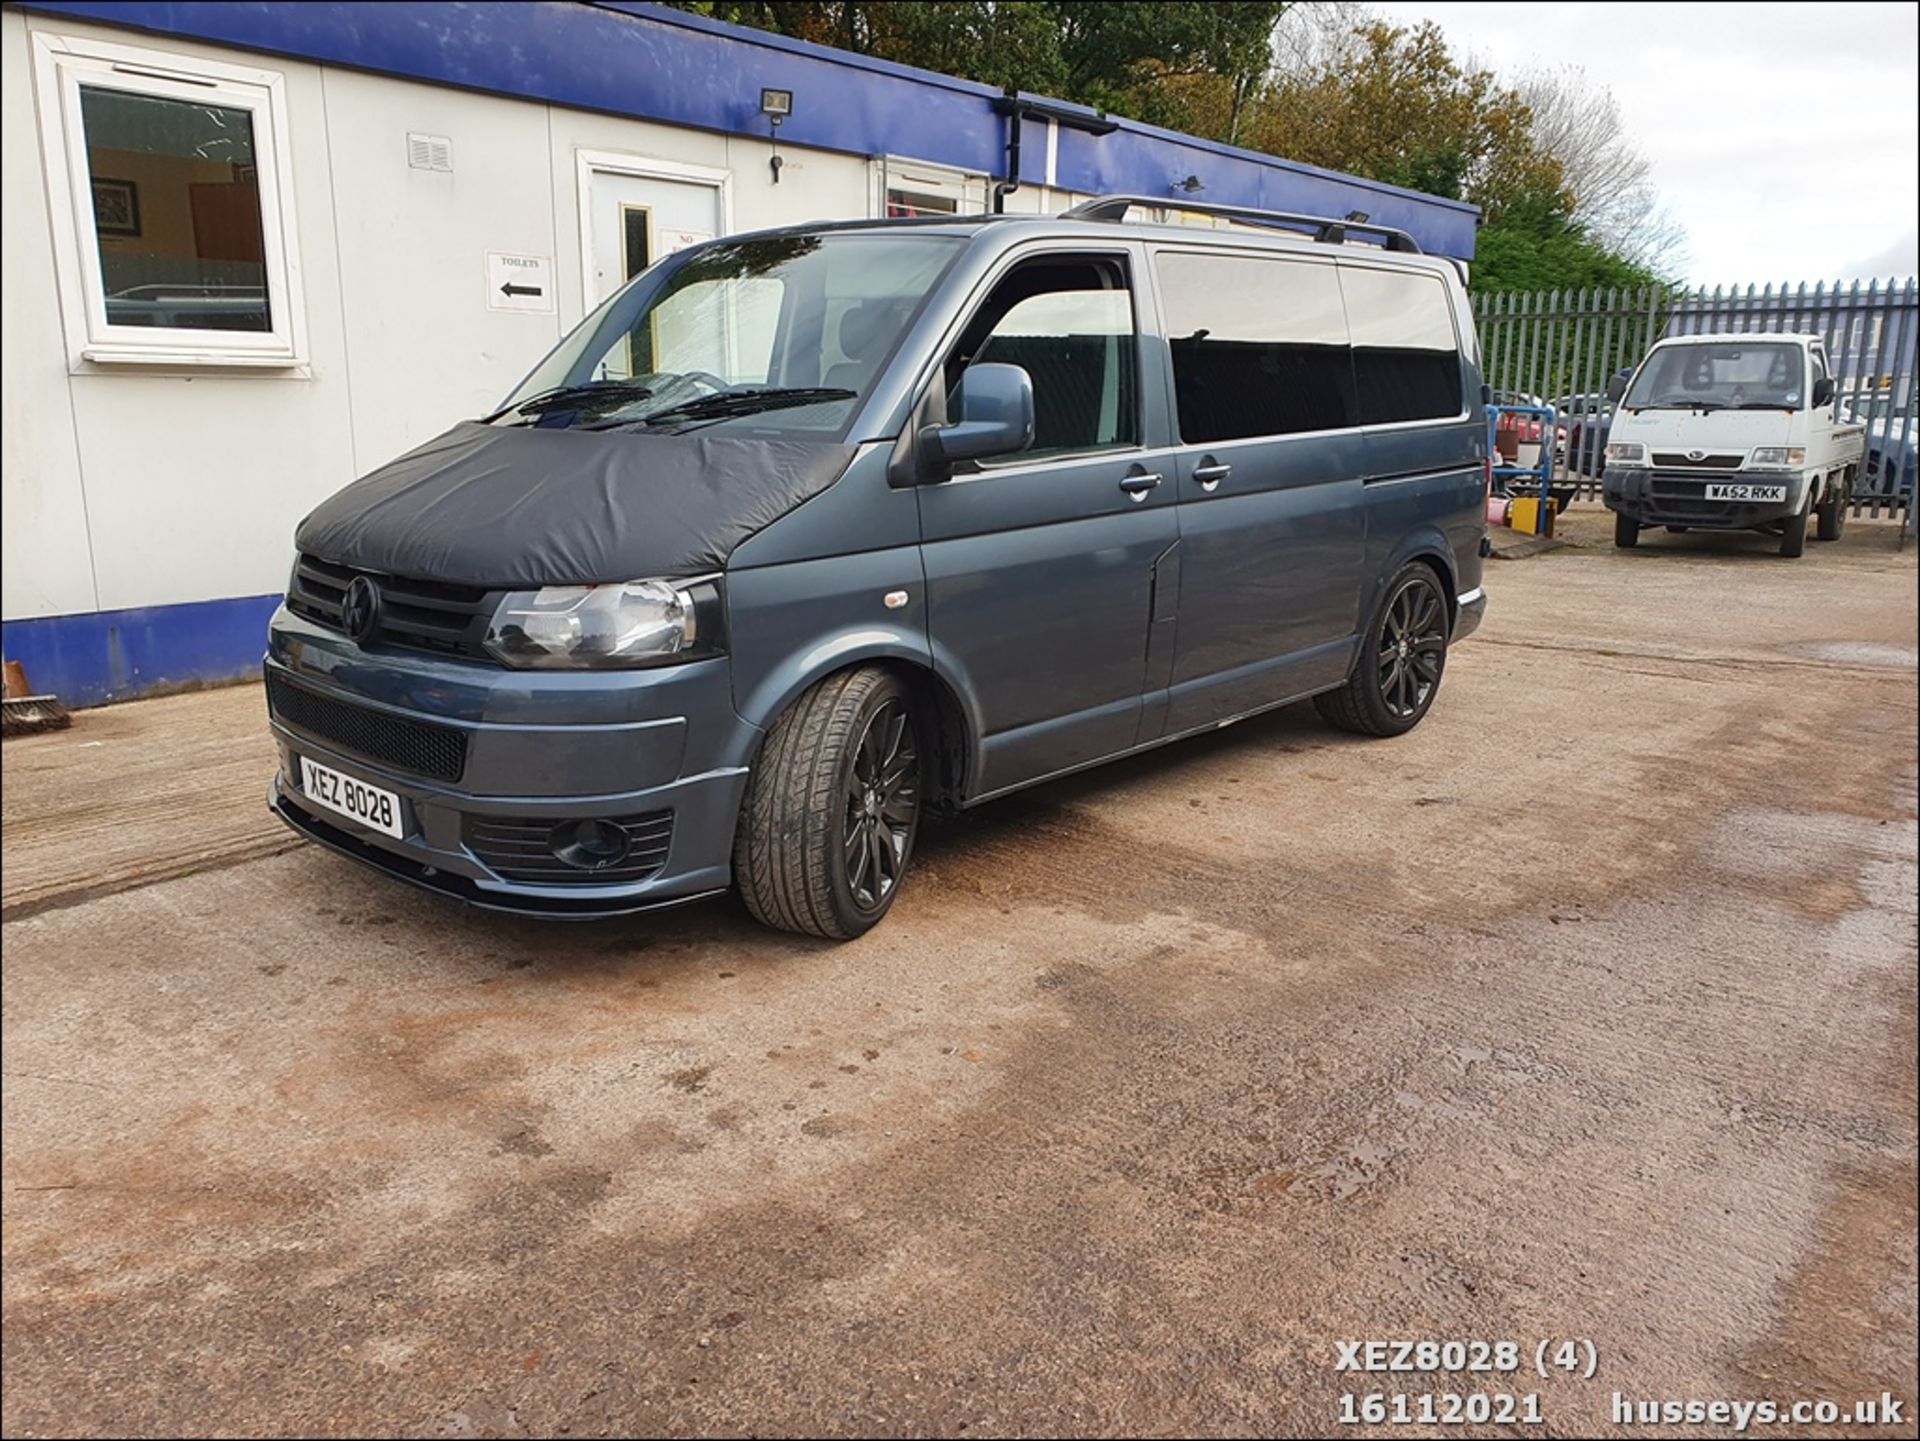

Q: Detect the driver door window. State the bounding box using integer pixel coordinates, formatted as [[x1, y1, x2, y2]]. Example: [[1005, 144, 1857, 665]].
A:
[[945, 257, 1138, 462]]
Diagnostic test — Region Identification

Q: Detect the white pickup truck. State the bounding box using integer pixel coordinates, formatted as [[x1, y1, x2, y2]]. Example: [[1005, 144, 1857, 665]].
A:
[[1601, 333, 1866, 557]]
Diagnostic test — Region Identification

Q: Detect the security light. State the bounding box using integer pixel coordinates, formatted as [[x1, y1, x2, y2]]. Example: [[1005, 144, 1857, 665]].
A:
[[759, 88, 794, 184], [1345, 209, 1370, 223], [1176, 175, 1205, 194]]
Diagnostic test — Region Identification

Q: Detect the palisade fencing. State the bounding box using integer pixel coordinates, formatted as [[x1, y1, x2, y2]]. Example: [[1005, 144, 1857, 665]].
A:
[[1472, 278, 1918, 526]]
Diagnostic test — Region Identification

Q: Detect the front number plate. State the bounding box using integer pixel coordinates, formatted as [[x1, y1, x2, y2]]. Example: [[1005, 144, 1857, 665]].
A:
[[299, 756, 405, 839], [1704, 482, 1787, 501]]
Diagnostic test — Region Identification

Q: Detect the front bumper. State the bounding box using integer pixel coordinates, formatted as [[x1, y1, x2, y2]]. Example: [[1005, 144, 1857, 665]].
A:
[[266, 605, 758, 917], [1603, 467, 1807, 530]]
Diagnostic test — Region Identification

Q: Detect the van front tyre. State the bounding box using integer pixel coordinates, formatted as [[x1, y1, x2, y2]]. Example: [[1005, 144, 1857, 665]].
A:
[[1314, 563, 1449, 738], [734, 667, 922, 940], [1615, 513, 1640, 548]]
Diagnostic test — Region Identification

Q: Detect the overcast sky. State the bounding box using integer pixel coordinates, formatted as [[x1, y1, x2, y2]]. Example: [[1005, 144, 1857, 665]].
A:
[[1372, 1, 1920, 284]]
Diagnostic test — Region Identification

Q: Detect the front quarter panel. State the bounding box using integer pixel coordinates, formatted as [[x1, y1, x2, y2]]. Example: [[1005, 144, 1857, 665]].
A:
[[724, 550, 937, 740], [725, 443, 937, 740]]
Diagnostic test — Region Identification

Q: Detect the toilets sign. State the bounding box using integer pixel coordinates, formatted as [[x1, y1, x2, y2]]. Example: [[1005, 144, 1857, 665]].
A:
[[486, 252, 555, 313]]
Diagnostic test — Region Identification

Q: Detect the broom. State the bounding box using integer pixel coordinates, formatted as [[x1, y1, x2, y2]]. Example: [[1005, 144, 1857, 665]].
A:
[[2, 660, 71, 736]]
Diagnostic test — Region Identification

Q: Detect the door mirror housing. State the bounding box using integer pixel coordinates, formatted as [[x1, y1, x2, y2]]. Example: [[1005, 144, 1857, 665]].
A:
[[1605, 369, 1631, 404], [1811, 376, 1835, 408], [919, 362, 1034, 478]]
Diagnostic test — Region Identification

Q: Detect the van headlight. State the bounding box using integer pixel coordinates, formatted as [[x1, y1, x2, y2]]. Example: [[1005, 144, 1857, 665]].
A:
[[484, 577, 725, 669], [1748, 446, 1806, 469], [1604, 442, 1648, 466]]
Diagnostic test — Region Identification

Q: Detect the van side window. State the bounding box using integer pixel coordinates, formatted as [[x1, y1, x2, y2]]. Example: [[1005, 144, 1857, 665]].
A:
[[1155, 252, 1355, 442], [946, 256, 1137, 459], [1342, 267, 1463, 424]]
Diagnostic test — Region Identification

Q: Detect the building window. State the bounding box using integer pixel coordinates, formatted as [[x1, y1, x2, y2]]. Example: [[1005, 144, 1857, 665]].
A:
[[33, 32, 305, 365], [887, 188, 959, 219], [870, 157, 985, 221]]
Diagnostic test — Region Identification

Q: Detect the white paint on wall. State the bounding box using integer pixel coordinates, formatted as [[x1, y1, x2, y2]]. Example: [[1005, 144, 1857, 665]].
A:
[[1, 11, 96, 619], [320, 66, 564, 476]]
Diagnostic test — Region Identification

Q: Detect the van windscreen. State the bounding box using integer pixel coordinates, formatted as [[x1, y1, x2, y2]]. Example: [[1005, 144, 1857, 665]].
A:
[[495, 233, 962, 437], [1624, 342, 1808, 411]]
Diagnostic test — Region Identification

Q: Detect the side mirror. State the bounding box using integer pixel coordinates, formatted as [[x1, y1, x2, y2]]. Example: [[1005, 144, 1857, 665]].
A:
[[1811, 377, 1835, 408], [1605, 369, 1630, 404], [920, 362, 1034, 477]]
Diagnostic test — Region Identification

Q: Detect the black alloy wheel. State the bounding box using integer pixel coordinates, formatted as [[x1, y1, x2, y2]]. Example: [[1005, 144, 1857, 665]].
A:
[[844, 697, 918, 912], [1377, 572, 1448, 721], [1314, 562, 1450, 737]]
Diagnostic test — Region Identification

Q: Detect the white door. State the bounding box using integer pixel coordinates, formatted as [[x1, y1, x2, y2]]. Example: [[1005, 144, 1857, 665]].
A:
[[584, 166, 724, 306]]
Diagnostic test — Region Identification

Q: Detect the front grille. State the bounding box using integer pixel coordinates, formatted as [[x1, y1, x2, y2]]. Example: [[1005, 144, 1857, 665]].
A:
[[268, 671, 468, 782], [466, 812, 675, 886], [1647, 474, 1724, 501], [1652, 452, 1745, 469], [1637, 471, 1784, 525], [287, 554, 497, 661]]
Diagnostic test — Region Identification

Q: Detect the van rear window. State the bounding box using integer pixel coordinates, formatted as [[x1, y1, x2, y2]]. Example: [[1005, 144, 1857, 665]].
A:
[[1156, 252, 1356, 443], [1342, 267, 1463, 425]]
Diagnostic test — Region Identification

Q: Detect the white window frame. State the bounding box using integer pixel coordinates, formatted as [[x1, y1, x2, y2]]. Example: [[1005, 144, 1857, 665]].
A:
[[868, 156, 989, 220], [32, 31, 307, 369]]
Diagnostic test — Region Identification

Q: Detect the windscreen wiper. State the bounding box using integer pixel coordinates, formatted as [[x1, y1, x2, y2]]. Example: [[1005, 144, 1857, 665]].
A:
[[486, 379, 655, 422], [583, 386, 856, 431]]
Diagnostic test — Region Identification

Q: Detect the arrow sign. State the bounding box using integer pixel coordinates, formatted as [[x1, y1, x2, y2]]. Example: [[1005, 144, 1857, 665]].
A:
[[486, 251, 555, 313]]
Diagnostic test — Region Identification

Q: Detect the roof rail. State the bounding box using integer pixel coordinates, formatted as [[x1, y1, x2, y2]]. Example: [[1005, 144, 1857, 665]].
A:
[[1061, 194, 1423, 254]]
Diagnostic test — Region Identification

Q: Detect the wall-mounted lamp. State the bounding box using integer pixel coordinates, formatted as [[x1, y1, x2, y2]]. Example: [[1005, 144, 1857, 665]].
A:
[[1345, 209, 1370, 223], [760, 87, 793, 183], [1175, 174, 1205, 195]]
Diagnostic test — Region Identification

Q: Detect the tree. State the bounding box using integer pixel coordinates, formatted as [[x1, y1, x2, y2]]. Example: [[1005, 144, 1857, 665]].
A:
[[666, 2, 1293, 144], [1515, 66, 1686, 277], [669, 2, 1670, 292], [1470, 195, 1663, 294], [1251, 21, 1564, 220], [1268, 1, 1370, 79]]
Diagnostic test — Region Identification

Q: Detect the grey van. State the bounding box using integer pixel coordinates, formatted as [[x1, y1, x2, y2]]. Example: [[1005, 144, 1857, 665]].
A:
[[266, 196, 1489, 939]]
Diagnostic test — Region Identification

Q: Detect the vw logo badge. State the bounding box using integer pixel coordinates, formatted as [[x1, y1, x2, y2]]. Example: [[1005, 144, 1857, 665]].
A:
[[340, 575, 381, 642]]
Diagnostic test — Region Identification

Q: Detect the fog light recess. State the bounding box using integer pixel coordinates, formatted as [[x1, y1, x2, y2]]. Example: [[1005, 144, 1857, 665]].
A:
[[550, 818, 632, 871]]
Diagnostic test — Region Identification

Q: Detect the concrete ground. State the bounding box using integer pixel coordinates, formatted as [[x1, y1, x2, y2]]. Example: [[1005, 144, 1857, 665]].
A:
[[4, 507, 1916, 1438]]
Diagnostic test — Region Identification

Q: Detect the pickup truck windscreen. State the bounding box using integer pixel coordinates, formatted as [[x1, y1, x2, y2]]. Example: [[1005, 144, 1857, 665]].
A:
[[1623, 341, 1807, 411]]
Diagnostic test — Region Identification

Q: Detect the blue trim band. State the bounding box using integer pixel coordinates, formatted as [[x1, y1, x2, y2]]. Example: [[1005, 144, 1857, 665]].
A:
[[2, 595, 278, 709], [12, 0, 1477, 257]]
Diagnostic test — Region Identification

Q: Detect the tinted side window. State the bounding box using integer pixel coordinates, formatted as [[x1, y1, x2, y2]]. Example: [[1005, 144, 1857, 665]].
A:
[[1342, 267, 1463, 424], [1156, 252, 1355, 442], [947, 257, 1137, 459]]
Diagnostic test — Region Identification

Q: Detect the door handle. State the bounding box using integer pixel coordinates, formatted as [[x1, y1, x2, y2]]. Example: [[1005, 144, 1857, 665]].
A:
[[1118, 472, 1162, 501], [1194, 461, 1232, 493]]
